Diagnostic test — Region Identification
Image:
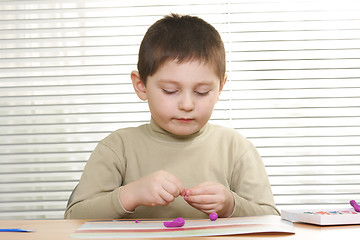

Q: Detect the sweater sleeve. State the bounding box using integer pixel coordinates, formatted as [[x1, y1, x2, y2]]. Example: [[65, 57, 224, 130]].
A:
[[64, 140, 131, 219], [230, 139, 280, 217]]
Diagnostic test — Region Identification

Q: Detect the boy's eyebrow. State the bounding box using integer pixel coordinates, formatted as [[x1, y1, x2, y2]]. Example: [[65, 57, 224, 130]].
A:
[[158, 79, 178, 84]]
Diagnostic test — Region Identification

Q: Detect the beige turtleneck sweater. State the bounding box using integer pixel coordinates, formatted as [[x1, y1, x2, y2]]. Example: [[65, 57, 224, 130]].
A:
[[64, 119, 279, 219]]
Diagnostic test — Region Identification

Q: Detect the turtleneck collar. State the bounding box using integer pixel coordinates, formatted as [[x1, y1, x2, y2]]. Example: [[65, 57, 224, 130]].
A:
[[146, 118, 209, 143]]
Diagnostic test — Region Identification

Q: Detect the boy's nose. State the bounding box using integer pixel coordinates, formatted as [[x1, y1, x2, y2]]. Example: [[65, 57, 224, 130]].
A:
[[179, 93, 195, 111]]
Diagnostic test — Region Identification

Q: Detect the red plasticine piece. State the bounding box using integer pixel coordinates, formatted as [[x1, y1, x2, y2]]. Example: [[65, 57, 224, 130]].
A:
[[209, 213, 218, 221], [163, 217, 185, 228]]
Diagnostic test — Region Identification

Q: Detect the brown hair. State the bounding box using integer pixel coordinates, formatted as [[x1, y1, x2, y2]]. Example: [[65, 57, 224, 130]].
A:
[[137, 13, 226, 85]]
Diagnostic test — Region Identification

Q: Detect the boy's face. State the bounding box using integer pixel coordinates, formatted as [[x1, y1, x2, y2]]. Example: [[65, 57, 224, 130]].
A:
[[132, 60, 226, 136]]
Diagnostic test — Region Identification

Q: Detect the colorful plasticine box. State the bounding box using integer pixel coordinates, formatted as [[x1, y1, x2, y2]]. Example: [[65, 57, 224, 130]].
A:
[[281, 208, 360, 225]]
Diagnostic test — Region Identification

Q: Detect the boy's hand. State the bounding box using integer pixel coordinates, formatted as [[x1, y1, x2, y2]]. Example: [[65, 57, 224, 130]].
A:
[[119, 170, 185, 212], [183, 182, 234, 217]]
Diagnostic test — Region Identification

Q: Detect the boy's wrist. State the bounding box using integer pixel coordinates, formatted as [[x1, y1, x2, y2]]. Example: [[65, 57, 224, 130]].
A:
[[118, 185, 137, 213], [221, 191, 235, 218]]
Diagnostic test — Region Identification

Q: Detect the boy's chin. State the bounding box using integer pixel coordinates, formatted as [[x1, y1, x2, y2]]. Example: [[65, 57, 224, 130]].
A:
[[166, 125, 201, 136], [155, 118, 205, 136]]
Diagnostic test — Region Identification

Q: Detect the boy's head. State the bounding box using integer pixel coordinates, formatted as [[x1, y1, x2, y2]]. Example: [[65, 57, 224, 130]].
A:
[[137, 13, 226, 85], [132, 14, 227, 136]]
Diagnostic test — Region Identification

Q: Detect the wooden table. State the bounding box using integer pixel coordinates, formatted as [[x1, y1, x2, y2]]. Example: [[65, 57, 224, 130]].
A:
[[1, 219, 360, 240]]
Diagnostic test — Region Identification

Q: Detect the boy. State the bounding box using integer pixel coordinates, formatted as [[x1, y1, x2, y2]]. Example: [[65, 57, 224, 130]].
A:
[[65, 14, 279, 219]]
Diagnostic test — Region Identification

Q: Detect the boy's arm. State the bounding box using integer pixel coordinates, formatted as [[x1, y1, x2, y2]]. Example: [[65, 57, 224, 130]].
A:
[[231, 192, 279, 216], [64, 141, 129, 219], [230, 142, 280, 217]]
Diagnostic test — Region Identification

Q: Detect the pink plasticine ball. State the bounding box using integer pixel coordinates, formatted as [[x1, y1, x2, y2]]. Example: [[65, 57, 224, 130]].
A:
[[209, 212, 218, 221]]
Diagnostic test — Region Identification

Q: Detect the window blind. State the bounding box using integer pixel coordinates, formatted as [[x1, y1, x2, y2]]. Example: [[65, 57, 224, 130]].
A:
[[1, 0, 359, 219]]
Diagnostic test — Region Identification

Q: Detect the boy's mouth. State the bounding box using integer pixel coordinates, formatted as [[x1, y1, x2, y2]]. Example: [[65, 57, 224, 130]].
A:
[[175, 118, 194, 123]]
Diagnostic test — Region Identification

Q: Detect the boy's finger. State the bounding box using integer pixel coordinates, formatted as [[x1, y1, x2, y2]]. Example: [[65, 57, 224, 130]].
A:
[[161, 180, 181, 197], [185, 194, 216, 204], [158, 190, 175, 204], [186, 201, 217, 214], [173, 179, 185, 195], [187, 186, 215, 196], [164, 173, 185, 195]]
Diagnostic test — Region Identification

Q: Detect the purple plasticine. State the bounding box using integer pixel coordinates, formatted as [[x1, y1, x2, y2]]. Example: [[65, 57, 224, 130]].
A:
[[209, 212, 218, 221], [163, 217, 185, 228], [350, 200, 360, 212]]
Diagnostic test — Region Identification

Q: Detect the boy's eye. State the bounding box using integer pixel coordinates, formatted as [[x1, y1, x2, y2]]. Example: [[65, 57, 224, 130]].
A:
[[195, 90, 210, 96], [162, 89, 178, 94]]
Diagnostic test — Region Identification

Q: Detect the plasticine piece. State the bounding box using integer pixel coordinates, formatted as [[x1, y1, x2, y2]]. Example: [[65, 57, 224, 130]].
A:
[[350, 200, 360, 212], [209, 212, 218, 221], [163, 217, 185, 228]]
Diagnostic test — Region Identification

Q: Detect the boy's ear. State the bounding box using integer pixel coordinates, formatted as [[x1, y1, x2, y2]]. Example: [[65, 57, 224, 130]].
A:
[[217, 74, 228, 101], [220, 74, 228, 92], [131, 71, 147, 101]]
